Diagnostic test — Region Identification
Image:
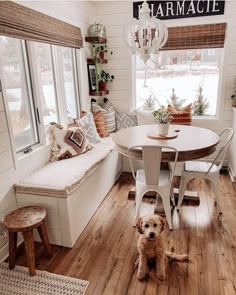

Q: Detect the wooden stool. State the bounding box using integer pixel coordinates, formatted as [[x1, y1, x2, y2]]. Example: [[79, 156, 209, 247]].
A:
[[3, 206, 52, 276]]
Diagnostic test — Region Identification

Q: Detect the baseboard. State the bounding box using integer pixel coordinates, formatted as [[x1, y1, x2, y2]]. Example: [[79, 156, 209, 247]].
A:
[[228, 163, 236, 182], [0, 237, 23, 263]]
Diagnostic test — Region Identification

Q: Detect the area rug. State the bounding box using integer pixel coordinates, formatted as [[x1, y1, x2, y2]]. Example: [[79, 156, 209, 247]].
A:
[[0, 262, 89, 295]]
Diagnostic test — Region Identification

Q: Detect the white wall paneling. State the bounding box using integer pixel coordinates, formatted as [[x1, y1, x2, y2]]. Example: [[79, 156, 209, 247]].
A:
[[0, 1, 95, 261]]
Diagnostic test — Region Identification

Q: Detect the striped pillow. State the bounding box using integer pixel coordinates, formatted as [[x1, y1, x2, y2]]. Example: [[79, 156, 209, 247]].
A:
[[167, 104, 192, 125], [91, 99, 116, 133], [93, 111, 109, 138]]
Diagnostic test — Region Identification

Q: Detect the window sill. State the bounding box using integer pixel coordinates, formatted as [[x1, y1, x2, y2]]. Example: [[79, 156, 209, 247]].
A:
[[17, 143, 49, 161]]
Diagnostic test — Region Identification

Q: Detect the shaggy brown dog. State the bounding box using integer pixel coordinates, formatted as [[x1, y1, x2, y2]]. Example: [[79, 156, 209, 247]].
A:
[[136, 214, 188, 281]]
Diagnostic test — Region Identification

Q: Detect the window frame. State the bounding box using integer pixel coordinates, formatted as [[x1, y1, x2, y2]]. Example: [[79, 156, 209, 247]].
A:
[[0, 36, 82, 156], [133, 47, 225, 119]]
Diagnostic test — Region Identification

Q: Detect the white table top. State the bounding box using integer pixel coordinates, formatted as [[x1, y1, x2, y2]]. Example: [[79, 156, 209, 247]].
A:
[[112, 124, 220, 162]]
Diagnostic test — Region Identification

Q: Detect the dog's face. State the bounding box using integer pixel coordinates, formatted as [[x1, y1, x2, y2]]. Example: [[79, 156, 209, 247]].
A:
[[136, 214, 165, 240]]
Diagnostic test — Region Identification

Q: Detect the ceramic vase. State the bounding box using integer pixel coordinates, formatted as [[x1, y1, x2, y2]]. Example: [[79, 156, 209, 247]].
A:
[[158, 123, 169, 136]]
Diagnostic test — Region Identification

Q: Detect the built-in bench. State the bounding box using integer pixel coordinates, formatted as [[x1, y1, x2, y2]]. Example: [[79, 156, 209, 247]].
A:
[[15, 137, 122, 248]]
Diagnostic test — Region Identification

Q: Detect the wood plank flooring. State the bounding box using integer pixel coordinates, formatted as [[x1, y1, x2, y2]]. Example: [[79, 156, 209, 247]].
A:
[[14, 172, 236, 295]]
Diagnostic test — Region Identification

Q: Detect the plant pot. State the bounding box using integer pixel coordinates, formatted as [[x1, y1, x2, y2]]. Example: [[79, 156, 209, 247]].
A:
[[99, 51, 105, 60], [99, 81, 107, 91], [158, 123, 169, 136], [232, 98, 236, 107]]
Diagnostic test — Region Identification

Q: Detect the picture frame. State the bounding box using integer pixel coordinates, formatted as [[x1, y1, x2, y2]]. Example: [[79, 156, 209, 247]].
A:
[[87, 64, 97, 91]]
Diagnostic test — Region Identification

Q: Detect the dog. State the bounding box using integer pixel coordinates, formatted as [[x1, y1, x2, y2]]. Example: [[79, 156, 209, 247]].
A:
[[135, 214, 188, 281]]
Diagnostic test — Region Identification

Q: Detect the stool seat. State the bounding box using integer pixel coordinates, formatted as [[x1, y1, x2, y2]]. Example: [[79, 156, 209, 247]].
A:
[[3, 206, 46, 232], [3, 206, 52, 276]]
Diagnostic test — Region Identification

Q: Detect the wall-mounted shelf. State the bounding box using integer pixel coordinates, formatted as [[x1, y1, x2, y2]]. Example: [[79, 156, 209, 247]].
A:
[[89, 90, 109, 96], [85, 37, 106, 44], [87, 58, 107, 65]]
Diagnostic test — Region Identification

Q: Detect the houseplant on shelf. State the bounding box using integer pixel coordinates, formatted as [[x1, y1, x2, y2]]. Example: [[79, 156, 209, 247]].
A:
[[152, 106, 173, 135], [98, 70, 114, 91], [93, 44, 113, 63]]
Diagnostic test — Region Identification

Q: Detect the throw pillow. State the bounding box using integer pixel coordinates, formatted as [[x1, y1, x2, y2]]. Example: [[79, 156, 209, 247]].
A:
[[93, 111, 109, 138], [136, 109, 155, 125], [76, 112, 101, 144], [91, 99, 116, 133], [48, 122, 93, 161], [116, 111, 138, 130], [167, 104, 192, 125]]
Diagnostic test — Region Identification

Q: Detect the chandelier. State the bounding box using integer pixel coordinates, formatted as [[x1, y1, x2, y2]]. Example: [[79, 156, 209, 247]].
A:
[[122, 1, 168, 64]]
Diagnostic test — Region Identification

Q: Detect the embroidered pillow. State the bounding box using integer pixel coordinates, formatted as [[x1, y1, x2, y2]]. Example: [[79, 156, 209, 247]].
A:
[[91, 99, 116, 133], [167, 104, 192, 125], [48, 123, 93, 161], [93, 111, 109, 138], [116, 111, 138, 130], [76, 112, 101, 144]]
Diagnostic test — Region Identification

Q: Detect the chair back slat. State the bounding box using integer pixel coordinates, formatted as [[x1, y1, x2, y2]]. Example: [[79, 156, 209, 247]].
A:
[[142, 146, 162, 185]]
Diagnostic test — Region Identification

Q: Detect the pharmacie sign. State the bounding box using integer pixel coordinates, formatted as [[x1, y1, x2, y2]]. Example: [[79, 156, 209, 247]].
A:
[[133, 1, 225, 20]]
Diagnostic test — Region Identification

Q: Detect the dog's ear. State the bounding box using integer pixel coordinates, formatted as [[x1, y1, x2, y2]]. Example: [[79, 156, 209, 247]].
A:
[[136, 217, 144, 234], [159, 216, 165, 233]]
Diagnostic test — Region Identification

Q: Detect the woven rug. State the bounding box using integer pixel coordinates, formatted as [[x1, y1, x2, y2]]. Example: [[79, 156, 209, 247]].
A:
[[0, 262, 89, 295]]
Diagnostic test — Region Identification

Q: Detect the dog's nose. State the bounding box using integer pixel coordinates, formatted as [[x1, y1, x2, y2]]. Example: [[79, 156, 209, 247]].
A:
[[149, 232, 155, 238]]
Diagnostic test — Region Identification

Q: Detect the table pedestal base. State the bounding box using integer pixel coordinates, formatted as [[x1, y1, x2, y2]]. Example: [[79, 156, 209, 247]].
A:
[[128, 188, 200, 214]]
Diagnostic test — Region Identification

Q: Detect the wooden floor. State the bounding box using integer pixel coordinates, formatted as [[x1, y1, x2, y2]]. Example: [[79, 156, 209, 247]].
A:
[[14, 172, 236, 295]]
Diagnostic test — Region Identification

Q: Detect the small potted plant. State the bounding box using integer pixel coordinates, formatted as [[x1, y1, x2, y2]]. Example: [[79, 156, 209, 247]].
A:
[[152, 106, 173, 135], [93, 44, 113, 63], [98, 70, 114, 91]]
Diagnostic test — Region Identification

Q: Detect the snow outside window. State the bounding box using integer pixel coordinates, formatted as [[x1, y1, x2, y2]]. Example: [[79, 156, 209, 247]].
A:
[[136, 48, 221, 116]]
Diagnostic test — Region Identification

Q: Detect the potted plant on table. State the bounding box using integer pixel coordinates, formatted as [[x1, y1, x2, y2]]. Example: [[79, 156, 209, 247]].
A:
[[98, 70, 114, 91], [152, 106, 173, 135]]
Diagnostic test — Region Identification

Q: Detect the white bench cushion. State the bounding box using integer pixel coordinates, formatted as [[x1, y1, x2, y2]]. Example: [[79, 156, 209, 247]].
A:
[[15, 137, 115, 198]]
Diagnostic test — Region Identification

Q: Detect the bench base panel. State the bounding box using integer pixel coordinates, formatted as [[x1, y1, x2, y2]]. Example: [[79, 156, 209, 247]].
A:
[[16, 150, 122, 248]]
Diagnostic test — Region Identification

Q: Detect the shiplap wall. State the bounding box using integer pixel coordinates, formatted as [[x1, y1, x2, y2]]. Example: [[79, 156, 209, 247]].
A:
[[0, 1, 95, 261], [94, 1, 236, 170]]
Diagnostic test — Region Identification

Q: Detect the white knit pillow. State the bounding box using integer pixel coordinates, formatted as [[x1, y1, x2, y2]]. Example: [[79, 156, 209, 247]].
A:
[[91, 99, 116, 133]]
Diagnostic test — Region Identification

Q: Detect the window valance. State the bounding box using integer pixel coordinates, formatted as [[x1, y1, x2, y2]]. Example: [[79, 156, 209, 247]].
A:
[[161, 23, 226, 51], [0, 1, 83, 48]]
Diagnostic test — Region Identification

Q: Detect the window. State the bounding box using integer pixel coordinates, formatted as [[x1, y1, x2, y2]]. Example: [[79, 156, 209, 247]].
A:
[[0, 36, 38, 152], [32, 42, 59, 125], [60, 47, 78, 119], [136, 48, 221, 116], [0, 37, 81, 154]]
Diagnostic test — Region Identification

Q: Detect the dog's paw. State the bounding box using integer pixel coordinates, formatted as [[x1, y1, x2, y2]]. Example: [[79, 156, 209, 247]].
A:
[[156, 273, 165, 281], [137, 271, 147, 281]]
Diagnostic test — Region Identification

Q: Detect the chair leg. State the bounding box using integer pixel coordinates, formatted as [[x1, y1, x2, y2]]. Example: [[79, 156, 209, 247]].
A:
[[22, 230, 36, 276], [161, 195, 173, 230], [8, 232, 18, 270], [170, 187, 175, 207], [38, 220, 52, 257], [176, 175, 188, 211], [211, 176, 222, 214], [135, 185, 146, 225]]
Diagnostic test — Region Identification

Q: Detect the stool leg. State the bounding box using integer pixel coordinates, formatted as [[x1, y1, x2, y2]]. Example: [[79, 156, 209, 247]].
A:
[[22, 231, 35, 276], [8, 232, 18, 270], [37, 220, 52, 257]]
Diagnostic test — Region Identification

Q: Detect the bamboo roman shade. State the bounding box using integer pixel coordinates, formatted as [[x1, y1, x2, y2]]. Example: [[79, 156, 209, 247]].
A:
[[161, 23, 226, 51], [0, 1, 83, 48]]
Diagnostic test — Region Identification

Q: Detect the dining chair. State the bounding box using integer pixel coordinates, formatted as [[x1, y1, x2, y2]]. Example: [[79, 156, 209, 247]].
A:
[[127, 144, 178, 230], [176, 128, 234, 213]]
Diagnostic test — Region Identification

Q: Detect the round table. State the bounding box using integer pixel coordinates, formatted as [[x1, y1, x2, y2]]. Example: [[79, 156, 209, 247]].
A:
[[112, 124, 220, 209], [112, 124, 220, 162]]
